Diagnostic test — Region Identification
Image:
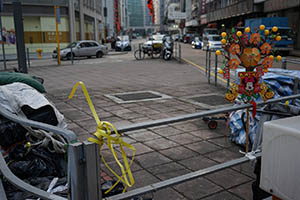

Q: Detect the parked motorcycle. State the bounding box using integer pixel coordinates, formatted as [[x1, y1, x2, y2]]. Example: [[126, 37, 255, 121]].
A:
[[162, 36, 173, 61]]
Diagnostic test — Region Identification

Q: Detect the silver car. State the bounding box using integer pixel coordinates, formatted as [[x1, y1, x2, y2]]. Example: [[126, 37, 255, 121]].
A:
[[52, 40, 108, 60]]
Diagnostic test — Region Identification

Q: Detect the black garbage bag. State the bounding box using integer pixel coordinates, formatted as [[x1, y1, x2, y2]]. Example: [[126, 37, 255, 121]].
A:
[[0, 116, 27, 149], [3, 176, 68, 200], [0, 105, 59, 150], [7, 144, 66, 179], [102, 180, 125, 198]]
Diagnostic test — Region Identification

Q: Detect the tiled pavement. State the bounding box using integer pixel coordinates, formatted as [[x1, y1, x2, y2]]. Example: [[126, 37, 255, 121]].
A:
[[28, 52, 256, 200]]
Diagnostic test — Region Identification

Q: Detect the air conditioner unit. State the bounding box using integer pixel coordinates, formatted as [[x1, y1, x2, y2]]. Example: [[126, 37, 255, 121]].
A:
[[260, 115, 300, 200]]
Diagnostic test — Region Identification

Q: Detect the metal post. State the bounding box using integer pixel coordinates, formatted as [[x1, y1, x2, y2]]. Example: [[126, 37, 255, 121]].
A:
[[55, 6, 61, 65], [227, 52, 230, 88], [281, 57, 287, 69], [0, 13, 7, 71], [13, 1, 27, 73], [26, 48, 30, 68], [205, 49, 208, 75], [68, 142, 101, 200], [215, 53, 218, 86], [178, 43, 181, 63], [71, 47, 74, 64], [208, 50, 211, 83], [139, 43, 141, 59]]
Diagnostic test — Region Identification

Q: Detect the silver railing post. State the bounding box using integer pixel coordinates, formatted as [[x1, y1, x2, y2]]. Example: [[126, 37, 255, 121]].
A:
[[68, 142, 101, 200]]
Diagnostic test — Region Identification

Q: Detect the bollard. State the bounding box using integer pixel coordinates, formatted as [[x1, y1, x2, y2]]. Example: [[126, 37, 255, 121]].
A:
[[208, 50, 211, 83], [36, 48, 42, 58], [71, 47, 74, 65], [215, 53, 218, 86], [26, 48, 30, 68], [179, 44, 182, 63], [281, 57, 287, 69]]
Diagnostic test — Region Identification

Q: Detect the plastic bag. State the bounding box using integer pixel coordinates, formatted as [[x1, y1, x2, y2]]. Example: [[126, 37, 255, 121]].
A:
[[102, 180, 125, 198], [7, 144, 66, 179]]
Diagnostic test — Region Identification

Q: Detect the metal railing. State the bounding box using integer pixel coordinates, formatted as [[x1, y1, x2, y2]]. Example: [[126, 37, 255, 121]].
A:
[[1, 92, 300, 199], [281, 57, 300, 69]]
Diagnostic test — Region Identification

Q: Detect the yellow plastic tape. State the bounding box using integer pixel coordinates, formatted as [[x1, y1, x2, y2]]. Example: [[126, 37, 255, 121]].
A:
[[69, 81, 135, 194]]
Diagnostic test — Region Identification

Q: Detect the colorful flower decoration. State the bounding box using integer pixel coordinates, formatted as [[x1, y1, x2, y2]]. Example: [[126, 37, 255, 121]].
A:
[[240, 48, 261, 68], [249, 33, 261, 45], [216, 24, 282, 103], [229, 44, 240, 55], [228, 58, 240, 69], [260, 43, 272, 54], [262, 57, 273, 69]]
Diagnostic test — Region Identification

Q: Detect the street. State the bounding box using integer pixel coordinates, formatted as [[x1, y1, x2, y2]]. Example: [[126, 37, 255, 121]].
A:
[[5, 40, 257, 200]]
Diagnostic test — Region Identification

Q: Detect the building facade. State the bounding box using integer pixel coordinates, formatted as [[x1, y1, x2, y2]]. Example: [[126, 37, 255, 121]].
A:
[[128, 0, 154, 36], [1, 0, 103, 54]]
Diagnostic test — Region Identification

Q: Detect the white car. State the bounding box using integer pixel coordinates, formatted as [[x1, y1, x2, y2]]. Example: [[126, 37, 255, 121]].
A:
[[116, 35, 132, 51], [143, 34, 165, 47], [202, 35, 223, 51], [52, 40, 108, 60]]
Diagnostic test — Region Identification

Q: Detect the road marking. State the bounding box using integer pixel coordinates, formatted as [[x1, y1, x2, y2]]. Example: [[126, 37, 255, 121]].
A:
[[182, 57, 233, 86]]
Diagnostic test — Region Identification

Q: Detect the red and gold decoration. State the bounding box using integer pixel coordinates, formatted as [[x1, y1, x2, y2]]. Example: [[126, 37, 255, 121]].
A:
[[216, 25, 282, 103], [216, 25, 282, 153]]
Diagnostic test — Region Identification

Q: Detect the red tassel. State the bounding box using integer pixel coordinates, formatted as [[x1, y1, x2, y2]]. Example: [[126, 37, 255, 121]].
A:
[[250, 101, 257, 118]]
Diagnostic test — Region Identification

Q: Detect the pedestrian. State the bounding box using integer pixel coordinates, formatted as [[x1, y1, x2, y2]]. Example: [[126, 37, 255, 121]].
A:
[[102, 38, 105, 45]]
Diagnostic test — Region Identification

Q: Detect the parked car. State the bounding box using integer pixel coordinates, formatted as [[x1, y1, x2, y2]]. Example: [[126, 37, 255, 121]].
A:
[[115, 35, 132, 51], [52, 40, 108, 60], [191, 37, 203, 49], [202, 35, 222, 51]]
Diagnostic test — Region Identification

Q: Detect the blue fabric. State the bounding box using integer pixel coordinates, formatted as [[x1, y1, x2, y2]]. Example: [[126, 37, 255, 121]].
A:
[[229, 68, 300, 145]]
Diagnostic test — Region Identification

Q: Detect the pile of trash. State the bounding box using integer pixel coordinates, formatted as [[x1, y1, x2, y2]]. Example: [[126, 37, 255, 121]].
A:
[[229, 68, 300, 146], [0, 78, 69, 199]]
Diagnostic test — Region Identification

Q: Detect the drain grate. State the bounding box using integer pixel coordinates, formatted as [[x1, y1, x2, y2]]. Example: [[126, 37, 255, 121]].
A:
[[181, 93, 230, 109], [105, 91, 172, 103], [115, 92, 161, 101], [190, 95, 226, 106]]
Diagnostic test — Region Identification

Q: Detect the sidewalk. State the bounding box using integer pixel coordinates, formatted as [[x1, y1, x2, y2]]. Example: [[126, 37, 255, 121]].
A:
[[26, 53, 254, 200]]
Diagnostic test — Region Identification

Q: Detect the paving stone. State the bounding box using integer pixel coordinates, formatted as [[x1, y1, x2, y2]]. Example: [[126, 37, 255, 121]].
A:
[[205, 168, 252, 189], [201, 191, 242, 200], [231, 162, 256, 179], [205, 149, 241, 163], [62, 109, 93, 121], [121, 142, 154, 156], [190, 129, 224, 140], [171, 122, 201, 132], [147, 162, 186, 175], [147, 113, 172, 120], [178, 155, 218, 171], [174, 177, 223, 200], [151, 126, 183, 137], [168, 133, 202, 145], [54, 101, 74, 111], [101, 160, 142, 175], [229, 181, 254, 200], [135, 152, 172, 168], [153, 188, 186, 200], [184, 141, 221, 155], [129, 117, 152, 123], [208, 137, 236, 148], [77, 134, 91, 141], [144, 137, 179, 150], [160, 146, 198, 161], [156, 168, 191, 180], [128, 170, 160, 189], [129, 130, 162, 142], [75, 119, 97, 133]]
